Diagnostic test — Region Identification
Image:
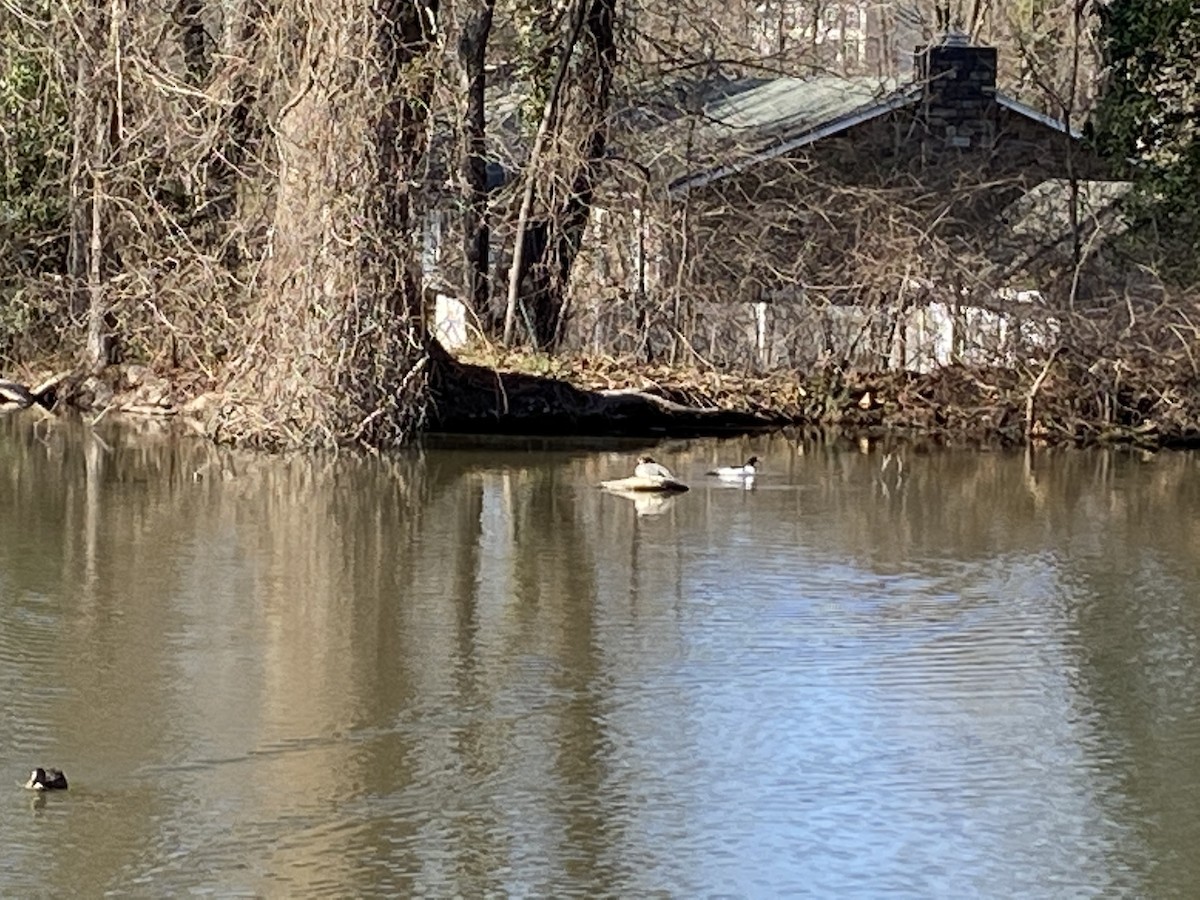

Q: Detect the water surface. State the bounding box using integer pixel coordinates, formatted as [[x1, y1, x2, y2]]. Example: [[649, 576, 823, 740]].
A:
[[2, 416, 1199, 897]]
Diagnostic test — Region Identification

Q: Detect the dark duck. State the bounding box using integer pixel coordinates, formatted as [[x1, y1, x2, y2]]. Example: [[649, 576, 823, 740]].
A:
[[25, 767, 69, 791]]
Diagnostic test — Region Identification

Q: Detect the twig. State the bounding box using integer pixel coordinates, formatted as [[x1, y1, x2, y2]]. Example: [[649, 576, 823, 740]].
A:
[[1024, 347, 1060, 441]]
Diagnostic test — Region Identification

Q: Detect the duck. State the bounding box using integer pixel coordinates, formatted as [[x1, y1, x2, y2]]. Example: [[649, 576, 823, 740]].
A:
[[707, 456, 758, 478], [25, 767, 68, 791], [600, 455, 689, 494], [634, 455, 676, 480], [0, 379, 36, 411]]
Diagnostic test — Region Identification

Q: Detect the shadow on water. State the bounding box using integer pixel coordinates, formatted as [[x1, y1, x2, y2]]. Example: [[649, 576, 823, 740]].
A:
[[2, 416, 1200, 896]]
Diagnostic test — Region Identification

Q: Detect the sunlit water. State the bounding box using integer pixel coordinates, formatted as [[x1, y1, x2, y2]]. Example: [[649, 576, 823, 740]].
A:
[[2, 415, 1200, 897]]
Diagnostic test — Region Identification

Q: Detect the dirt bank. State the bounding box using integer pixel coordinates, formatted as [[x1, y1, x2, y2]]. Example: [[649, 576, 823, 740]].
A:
[[4, 345, 1198, 450], [437, 347, 1200, 449]]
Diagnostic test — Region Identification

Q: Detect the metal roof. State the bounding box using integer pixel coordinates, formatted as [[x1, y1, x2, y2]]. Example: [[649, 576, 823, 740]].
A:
[[663, 71, 1086, 196], [700, 74, 901, 135], [667, 75, 914, 194]]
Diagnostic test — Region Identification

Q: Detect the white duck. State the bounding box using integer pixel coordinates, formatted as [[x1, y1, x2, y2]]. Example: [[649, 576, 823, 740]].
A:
[[707, 456, 758, 478], [634, 455, 676, 480], [600, 455, 689, 494]]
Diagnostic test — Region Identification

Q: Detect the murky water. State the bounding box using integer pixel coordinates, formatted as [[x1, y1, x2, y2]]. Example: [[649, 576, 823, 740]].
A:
[[2, 415, 1200, 897]]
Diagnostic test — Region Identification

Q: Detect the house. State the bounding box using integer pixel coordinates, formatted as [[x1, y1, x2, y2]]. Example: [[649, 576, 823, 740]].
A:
[[567, 26, 1124, 371], [667, 30, 1111, 196]]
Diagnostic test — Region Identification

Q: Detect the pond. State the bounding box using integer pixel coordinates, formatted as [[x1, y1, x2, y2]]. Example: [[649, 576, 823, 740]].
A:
[[2, 415, 1199, 897]]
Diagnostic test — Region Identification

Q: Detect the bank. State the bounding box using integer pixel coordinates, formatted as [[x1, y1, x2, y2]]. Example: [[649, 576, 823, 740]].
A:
[[434, 347, 1196, 449], [3, 343, 1196, 451]]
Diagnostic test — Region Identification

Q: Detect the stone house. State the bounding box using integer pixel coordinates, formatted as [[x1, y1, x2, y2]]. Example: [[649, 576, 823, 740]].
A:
[[566, 28, 1124, 371]]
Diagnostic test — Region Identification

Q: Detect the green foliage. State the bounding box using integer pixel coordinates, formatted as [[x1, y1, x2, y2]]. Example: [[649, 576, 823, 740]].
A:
[[1, 39, 69, 256], [1093, 0, 1200, 282], [0, 15, 71, 354]]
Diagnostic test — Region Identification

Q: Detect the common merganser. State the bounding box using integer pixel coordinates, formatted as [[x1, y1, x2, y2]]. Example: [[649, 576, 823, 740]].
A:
[[707, 456, 758, 477], [0, 379, 35, 411], [634, 455, 675, 480], [601, 456, 689, 494], [25, 767, 68, 790]]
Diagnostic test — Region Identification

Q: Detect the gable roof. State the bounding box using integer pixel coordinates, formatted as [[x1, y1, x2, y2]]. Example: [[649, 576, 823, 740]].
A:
[[666, 75, 914, 194], [665, 72, 1086, 196]]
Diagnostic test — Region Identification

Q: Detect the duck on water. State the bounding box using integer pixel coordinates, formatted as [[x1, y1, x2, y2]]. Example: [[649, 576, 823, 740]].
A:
[[707, 456, 758, 478], [25, 767, 68, 790]]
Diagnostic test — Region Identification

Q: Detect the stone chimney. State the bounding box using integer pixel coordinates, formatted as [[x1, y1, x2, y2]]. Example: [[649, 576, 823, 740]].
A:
[[914, 28, 997, 150]]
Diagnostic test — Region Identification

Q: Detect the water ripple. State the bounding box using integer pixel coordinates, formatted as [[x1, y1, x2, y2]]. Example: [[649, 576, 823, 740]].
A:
[[2, 432, 1194, 897]]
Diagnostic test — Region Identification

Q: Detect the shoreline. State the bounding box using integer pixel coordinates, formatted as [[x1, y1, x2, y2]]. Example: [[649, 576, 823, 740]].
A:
[[2, 347, 1195, 451]]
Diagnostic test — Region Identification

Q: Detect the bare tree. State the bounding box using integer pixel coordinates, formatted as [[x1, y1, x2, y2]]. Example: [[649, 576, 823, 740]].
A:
[[501, 0, 617, 349], [63, 1, 119, 373], [456, 0, 497, 322], [221, 0, 441, 449]]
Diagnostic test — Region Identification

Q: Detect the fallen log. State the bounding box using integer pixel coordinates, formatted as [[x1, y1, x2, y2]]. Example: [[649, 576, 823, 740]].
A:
[[431, 359, 778, 436], [120, 403, 179, 417], [599, 475, 690, 493]]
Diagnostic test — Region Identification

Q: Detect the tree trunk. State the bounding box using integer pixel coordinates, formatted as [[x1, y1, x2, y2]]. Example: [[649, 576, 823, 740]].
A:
[[222, 0, 439, 450], [502, 0, 588, 347], [197, 0, 268, 268], [85, 92, 108, 373], [457, 0, 496, 330], [503, 0, 617, 351], [546, 0, 617, 349], [71, 0, 117, 374]]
